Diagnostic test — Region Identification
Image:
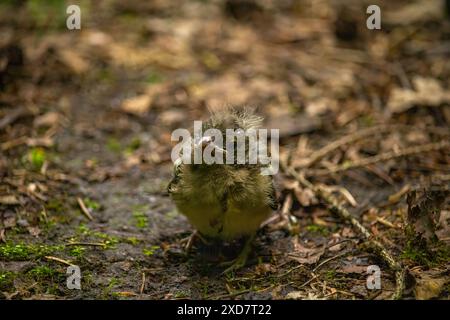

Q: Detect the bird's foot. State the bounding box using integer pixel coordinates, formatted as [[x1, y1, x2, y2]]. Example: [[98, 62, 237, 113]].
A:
[[220, 234, 255, 275], [220, 253, 248, 275]]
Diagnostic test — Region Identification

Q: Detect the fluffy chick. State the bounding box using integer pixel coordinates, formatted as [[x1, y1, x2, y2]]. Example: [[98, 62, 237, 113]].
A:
[[168, 108, 277, 273]]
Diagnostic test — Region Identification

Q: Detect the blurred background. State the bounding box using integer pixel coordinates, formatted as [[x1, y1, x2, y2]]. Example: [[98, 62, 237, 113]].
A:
[[0, 0, 449, 299]]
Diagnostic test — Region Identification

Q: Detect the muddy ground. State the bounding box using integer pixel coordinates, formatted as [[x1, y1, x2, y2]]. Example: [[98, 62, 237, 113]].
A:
[[0, 0, 449, 300]]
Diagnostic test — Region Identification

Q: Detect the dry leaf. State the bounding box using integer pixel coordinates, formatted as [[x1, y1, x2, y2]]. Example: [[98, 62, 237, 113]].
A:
[[285, 291, 304, 300], [58, 49, 89, 74], [350, 285, 368, 297], [384, 0, 444, 25], [33, 112, 60, 128], [387, 77, 450, 114], [120, 94, 152, 115], [406, 190, 448, 243], [339, 265, 368, 274], [0, 195, 19, 205], [415, 275, 448, 300], [288, 237, 325, 265]]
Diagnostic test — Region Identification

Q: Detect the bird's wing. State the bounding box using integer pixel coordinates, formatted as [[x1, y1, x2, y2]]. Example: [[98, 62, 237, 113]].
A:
[[167, 158, 183, 194], [268, 179, 278, 211]]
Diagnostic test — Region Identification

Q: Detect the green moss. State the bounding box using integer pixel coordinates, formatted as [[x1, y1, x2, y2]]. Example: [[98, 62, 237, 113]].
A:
[[46, 199, 65, 213], [0, 271, 15, 290], [173, 289, 190, 299], [103, 277, 121, 298], [26, 0, 67, 29], [76, 223, 90, 235], [143, 245, 160, 256], [124, 137, 141, 155], [68, 246, 86, 258], [306, 224, 329, 236], [107, 138, 122, 154], [83, 198, 101, 210], [92, 232, 119, 249], [402, 221, 450, 268], [145, 71, 164, 84], [0, 242, 63, 261], [132, 205, 149, 229], [74, 224, 118, 249], [125, 237, 140, 245], [325, 270, 337, 280], [28, 265, 57, 280], [401, 244, 432, 266]]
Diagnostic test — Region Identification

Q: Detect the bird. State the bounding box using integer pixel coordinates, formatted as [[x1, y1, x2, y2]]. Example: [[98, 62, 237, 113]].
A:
[[167, 107, 277, 273]]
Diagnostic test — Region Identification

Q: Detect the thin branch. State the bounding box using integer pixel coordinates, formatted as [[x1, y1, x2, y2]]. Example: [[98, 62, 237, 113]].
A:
[[65, 242, 106, 247], [77, 197, 94, 221], [300, 125, 395, 168], [312, 140, 449, 175], [140, 272, 146, 294], [44, 256, 73, 266], [281, 161, 406, 299]]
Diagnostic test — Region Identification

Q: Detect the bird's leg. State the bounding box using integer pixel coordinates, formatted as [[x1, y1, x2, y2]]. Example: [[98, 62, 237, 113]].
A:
[[181, 230, 209, 252], [221, 233, 255, 274]]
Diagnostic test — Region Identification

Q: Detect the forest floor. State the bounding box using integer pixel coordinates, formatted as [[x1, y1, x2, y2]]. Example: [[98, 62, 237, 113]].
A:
[[0, 0, 449, 300]]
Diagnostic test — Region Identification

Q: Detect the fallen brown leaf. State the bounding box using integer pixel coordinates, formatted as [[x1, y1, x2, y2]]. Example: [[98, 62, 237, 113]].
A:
[[288, 237, 325, 265]]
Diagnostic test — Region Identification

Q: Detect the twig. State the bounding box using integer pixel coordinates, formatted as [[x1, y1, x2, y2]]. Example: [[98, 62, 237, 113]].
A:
[[65, 242, 106, 247], [281, 161, 406, 300], [312, 252, 348, 273], [298, 274, 318, 288], [376, 217, 397, 229], [44, 256, 73, 266], [140, 272, 146, 294], [77, 197, 94, 221], [210, 288, 253, 300], [312, 140, 449, 175], [276, 264, 305, 278], [300, 125, 395, 168], [300, 125, 449, 169]]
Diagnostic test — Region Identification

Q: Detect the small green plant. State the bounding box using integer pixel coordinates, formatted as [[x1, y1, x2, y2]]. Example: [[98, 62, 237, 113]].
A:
[[28, 265, 57, 280], [143, 245, 160, 256], [125, 237, 140, 245], [306, 224, 329, 236], [76, 223, 90, 235], [107, 138, 122, 153], [145, 71, 164, 84], [0, 242, 63, 260], [83, 198, 101, 210], [0, 271, 14, 290], [27, 148, 46, 170], [132, 206, 149, 229], [46, 199, 65, 213], [325, 270, 336, 280], [68, 246, 86, 258], [92, 232, 119, 249], [124, 137, 141, 155], [103, 277, 121, 298]]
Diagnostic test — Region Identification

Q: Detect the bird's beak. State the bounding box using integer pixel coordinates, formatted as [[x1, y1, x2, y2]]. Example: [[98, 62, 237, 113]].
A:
[[196, 136, 212, 150], [195, 136, 228, 155]]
